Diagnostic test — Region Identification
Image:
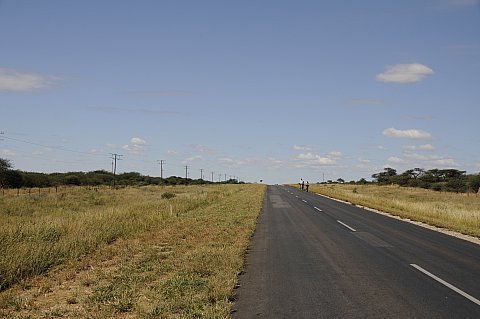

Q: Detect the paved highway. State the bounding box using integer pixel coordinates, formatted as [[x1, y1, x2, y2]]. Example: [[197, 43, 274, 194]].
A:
[[232, 185, 480, 318]]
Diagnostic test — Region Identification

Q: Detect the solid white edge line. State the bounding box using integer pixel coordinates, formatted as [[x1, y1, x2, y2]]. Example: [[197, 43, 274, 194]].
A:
[[302, 200, 307, 203], [314, 207, 322, 212], [337, 220, 356, 232], [410, 264, 480, 306]]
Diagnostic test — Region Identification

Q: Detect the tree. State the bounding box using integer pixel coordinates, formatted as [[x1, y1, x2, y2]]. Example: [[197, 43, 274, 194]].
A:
[[372, 167, 397, 184], [0, 158, 12, 171], [337, 178, 345, 183], [0, 158, 15, 188], [357, 178, 368, 185], [2, 170, 23, 188]]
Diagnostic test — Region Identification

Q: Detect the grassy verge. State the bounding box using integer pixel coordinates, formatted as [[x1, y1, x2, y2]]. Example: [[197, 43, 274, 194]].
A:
[[304, 184, 480, 238], [0, 184, 265, 318]]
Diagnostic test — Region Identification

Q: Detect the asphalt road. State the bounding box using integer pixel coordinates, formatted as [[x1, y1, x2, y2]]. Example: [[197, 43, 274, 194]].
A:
[[232, 185, 480, 319]]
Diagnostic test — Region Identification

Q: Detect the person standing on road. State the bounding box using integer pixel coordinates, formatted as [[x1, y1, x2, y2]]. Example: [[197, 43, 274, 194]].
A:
[[306, 181, 309, 192]]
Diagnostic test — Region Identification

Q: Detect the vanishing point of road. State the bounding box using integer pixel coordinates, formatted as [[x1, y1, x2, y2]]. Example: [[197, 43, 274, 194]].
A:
[[232, 185, 480, 318]]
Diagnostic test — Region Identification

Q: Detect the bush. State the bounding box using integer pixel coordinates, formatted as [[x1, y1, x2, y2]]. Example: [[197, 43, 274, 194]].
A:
[[161, 192, 176, 199]]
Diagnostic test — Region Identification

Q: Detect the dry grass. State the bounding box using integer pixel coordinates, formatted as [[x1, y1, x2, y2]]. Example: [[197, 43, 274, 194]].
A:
[[305, 184, 480, 238], [0, 184, 265, 318]]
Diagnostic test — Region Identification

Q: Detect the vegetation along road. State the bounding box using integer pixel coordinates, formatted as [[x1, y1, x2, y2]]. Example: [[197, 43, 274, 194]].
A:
[[233, 185, 480, 318]]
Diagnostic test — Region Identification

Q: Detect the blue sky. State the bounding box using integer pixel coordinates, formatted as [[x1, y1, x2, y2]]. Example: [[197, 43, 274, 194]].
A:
[[1, 0, 479, 184]]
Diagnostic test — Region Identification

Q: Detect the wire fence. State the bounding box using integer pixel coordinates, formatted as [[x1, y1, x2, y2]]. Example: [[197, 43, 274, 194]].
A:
[[0, 185, 114, 197]]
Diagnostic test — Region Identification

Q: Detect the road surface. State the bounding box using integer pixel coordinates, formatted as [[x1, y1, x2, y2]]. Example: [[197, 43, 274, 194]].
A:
[[232, 185, 480, 318]]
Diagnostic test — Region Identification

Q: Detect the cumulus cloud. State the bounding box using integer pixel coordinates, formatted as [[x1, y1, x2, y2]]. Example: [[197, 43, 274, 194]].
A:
[[218, 157, 249, 168], [182, 155, 203, 164], [122, 137, 148, 155], [390, 153, 458, 168], [328, 151, 343, 158], [382, 128, 432, 140], [403, 144, 435, 151], [0, 68, 61, 91], [131, 137, 146, 145], [376, 63, 434, 83], [192, 144, 216, 153], [293, 145, 312, 151], [296, 153, 336, 166], [387, 156, 407, 164]]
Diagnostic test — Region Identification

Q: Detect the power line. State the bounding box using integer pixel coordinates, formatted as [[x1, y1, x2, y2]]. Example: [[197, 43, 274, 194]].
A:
[[1, 134, 109, 158]]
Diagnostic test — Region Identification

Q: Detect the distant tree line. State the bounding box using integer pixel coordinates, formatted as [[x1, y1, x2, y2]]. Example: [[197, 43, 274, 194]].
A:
[[0, 158, 241, 189], [371, 167, 480, 193]]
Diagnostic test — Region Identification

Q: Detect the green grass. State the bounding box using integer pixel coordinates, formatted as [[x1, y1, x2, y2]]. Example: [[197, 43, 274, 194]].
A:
[[307, 184, 480, 238], [0, 184, 265, 318]]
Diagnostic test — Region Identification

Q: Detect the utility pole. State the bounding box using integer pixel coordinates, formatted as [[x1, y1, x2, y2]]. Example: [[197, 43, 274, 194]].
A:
[[157, 160, 165, 179], [211, 171, 214, 183], [110, 153, 123, 189], [323, 173, 325, 183], [200, 168, 204, 180], [224, 173, 227, 182], [218, 174, 222, 183], [185, 165, 189, 179]]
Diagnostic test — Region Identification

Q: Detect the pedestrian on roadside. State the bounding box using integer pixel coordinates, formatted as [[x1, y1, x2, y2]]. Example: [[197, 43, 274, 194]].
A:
[[301, 179, 305, 190], [306, 181, 309, 192]]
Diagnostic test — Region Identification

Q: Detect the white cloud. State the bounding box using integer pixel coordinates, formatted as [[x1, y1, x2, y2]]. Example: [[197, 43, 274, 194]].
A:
[[328, 151, 342, 158], [296, 153, 336, 165], [403, 144, 435, 151], [218, 157, 247, 168], [182, 155, 203, 164], [122, 137, 148, 155], [400, 153, 458, 167], [382, 128, 432, 139], [377, 145, 388, 151], [0, 149, 16, 156], [192, 144, 216, 154], [130, 137, 146, 145], [167, 150, 178, 155], [293, 145, 312, 151], [0, 68, 61, 91], [376, 63, 434, 83], [358, 158, 371, 164], [387, 156, 407, 164]]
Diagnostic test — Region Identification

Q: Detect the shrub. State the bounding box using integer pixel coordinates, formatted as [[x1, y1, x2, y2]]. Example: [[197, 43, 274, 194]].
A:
[[161, 192, 176, 199]]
